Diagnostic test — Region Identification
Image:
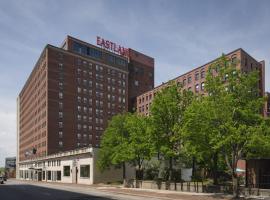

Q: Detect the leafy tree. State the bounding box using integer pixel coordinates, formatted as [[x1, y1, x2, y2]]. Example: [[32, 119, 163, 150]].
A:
[[150, 82, 193, 181], [98, 113, 130, 184], [182, 55, 270, 197], [182, 97, 222, 184], [125, 114, 154, 179], [98, 113, 154, 181]]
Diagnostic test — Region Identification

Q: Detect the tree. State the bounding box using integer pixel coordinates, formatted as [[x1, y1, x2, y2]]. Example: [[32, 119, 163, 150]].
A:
[[182, 55, 270, 197], [98, 113, 130, 184], [150, 82, 193, 181], [182, 97, 222, 184], [125, 114, 154, 179], [98, 113, 154, 181]]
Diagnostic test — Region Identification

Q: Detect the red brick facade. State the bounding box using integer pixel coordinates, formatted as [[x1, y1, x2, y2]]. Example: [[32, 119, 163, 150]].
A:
[[18, 36, 154, 161], [137, 48, 265, 116]]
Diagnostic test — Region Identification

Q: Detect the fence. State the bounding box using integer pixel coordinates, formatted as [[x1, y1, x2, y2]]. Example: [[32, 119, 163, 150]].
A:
[[126, 180, 232, 193]]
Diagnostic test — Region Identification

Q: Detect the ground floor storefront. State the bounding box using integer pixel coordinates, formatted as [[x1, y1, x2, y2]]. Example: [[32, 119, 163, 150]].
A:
[[17, 147, 134, 185]]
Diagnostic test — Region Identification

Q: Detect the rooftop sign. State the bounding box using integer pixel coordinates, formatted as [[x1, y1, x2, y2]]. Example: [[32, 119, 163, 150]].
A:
[[97, 36, 129, 57]]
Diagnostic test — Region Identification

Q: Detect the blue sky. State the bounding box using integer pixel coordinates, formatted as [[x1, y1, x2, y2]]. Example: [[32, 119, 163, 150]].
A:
[[0, 0, 269, 167]]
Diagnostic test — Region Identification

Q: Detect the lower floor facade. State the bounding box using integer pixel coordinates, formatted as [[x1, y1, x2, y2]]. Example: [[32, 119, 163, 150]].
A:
[[246, 159, 270, 189], [17, 147, 134, 185]]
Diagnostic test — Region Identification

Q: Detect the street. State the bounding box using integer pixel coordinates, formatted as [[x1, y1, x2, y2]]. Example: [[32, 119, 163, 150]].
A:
[[0, 180, 111, 200], [0, 179, 233, 200], [0, 179, 147, 200]]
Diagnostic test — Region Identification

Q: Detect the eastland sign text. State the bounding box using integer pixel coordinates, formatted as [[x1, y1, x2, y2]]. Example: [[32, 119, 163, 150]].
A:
[[96, 36, 129, 57]]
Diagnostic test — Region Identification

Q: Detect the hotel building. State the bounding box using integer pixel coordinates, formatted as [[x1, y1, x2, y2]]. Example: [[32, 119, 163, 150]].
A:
[[17, 36, 154, 163], [136, 48, 265, 116]]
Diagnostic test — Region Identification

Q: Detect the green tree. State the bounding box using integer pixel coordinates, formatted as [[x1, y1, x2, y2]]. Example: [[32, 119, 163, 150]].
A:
[[98, 113, 154, 182], [150, 82, 193, 181], [98, 113, 130, 184], [125, 114, 154, 179], [182, 97, 222, 184], [182, 55, 270, 197]]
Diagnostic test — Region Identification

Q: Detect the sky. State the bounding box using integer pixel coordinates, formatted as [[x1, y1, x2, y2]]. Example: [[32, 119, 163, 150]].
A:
[[0, 0, 269, 167]]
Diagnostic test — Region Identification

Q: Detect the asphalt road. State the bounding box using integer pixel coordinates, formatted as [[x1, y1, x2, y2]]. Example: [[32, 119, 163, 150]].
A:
[[0, 179, 143, 200]]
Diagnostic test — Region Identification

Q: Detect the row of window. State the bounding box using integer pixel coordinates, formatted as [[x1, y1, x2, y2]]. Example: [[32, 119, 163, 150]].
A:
[[76, 65, 127, 80], [138, 93, 153, 104], [73, 41, 127, 67], [138, 102, 152, 113], [19, 165, 90, 180], [182, 70, 205, 86], [77, 81, 126, 98]]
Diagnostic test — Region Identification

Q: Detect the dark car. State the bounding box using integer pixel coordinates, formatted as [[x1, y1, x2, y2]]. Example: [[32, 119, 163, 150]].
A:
[[2, 175, 7, 181], [0, 177, 4, 184]]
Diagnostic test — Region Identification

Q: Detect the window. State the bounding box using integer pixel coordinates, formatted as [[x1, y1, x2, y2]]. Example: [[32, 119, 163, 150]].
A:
[[134, 80, 139, 86], [59, 102, 63, 109], [59, 112, 63, 118], [58, 63, 63, 70], [59, 122, 63, 128], [59, 141, 63, 147], [63, 166, 70, 176], [183, 79, 187, 86], [77, 68, 81, 75], [47, 171, 51, 180], [89, 80, 92, 87], [59, 131, 63, 138], [195, 84, 199, 92], [201, 82, 205, 91], [115, 58, 127, 67], [201, 71, 205, 79], [80, 165, 90, 178], [188, 76, 192, 84], [59, 82, 63, 89], [56, 171, 61, 181], [195, 73, 199, 81], [42, 171, 45, 180], [59, 92, 63, 99], [231, 56, 237, 64]]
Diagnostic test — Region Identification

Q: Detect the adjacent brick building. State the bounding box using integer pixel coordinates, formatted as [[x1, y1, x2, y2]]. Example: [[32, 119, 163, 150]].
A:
[[17, 36, 154, 162], [136, 48, 265, 116]]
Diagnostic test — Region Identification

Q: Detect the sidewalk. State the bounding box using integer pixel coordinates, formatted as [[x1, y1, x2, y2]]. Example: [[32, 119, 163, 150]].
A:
[[97, 186, 232, 200], [14, 179, 233, 200]]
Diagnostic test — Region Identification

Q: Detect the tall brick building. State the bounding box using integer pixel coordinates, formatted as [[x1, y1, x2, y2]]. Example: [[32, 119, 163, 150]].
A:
[[136, 48, 265, 116], [17, 36, 154, 162]]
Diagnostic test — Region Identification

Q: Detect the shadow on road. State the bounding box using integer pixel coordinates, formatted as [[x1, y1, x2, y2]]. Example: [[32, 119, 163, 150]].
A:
[[0, 183, 114, 200]]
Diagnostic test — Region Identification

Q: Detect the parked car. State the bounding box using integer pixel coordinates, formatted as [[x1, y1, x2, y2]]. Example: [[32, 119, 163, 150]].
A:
[[0, 177, 4, 184]]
